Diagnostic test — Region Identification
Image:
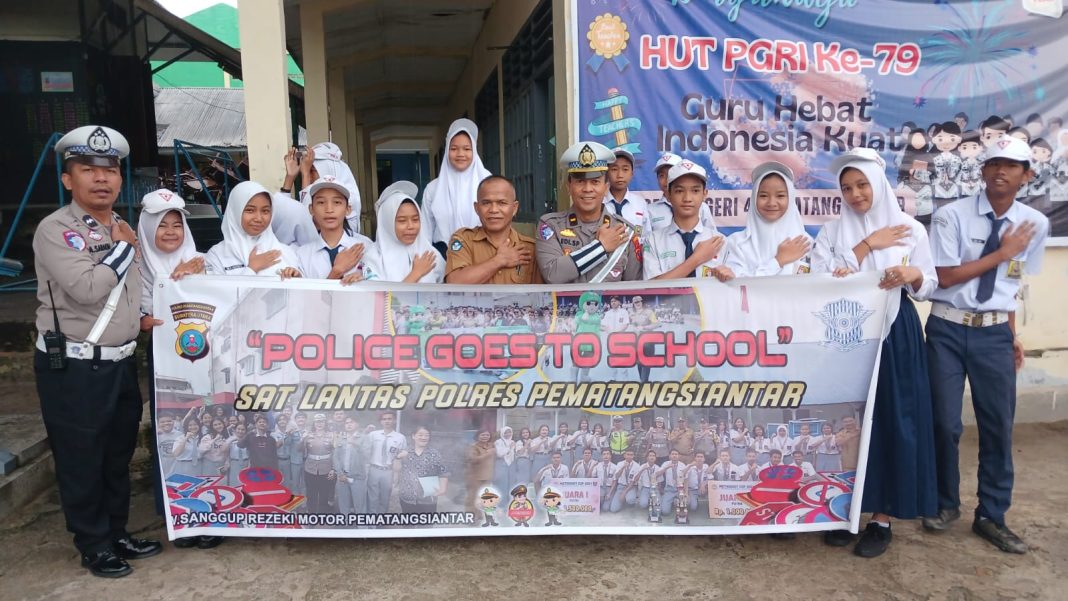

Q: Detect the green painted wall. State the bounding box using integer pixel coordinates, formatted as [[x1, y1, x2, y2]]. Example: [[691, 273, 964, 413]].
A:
[[151, 3, 303, 88]]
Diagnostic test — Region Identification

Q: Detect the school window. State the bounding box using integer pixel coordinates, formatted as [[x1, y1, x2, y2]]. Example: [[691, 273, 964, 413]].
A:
[[220, 367, 231, 385], [500, 0, 555, 220], [238, 354, 255, 377], [263, 288, 287, 319]]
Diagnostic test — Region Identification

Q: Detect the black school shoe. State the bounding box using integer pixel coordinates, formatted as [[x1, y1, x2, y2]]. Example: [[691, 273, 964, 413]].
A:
[[196, 536, 225, 549], [853, 522, 892, 558], [173, 537, 198, 548], [113, 536, 163, 560], [81, 549, 132, 578], [922, 507, 961, 532], [823, 529, 855, 547], [972, 517, 1028, 554]]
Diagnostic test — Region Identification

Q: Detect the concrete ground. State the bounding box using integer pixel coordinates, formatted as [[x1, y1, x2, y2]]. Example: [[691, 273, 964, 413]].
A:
[[0, 421, 1064, 601]]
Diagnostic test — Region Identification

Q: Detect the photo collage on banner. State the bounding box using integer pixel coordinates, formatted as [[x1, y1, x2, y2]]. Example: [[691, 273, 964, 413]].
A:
[[154, 274, 891, 538]]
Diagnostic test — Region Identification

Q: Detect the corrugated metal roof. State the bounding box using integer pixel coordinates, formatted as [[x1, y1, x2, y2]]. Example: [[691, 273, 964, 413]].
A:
[[154, 87, 306, 149]]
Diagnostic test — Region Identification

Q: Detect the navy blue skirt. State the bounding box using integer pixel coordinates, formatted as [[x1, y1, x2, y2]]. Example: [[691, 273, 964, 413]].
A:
[[860, 291, 938, 519]]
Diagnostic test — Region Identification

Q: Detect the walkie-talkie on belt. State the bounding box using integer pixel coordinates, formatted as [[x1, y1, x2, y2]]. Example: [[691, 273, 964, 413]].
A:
[[43, 281, 68, 371]]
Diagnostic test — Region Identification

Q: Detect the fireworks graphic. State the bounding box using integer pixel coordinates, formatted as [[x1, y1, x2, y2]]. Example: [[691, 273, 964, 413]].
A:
[[917, 0, 1028, 109]]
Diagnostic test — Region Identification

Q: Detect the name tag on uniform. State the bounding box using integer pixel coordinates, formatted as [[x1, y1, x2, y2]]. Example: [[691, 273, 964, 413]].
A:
[[659, 251, 676, 259], [1006, 260, 1023, 279]]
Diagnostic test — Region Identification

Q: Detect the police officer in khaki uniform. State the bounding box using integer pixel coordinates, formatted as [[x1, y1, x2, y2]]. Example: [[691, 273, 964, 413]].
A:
[[445, 175, 542, 284], [536, 142, 642, 283], [33, 125, 161, 578]]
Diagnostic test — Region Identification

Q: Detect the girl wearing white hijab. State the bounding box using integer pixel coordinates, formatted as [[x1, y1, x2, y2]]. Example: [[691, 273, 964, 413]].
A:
[[724, 162, 813, 278], [206, 181, 302, 278], [374, 181, 445, 283], [494, 426, 516, 496], [137, 189, 224, 550], [296, 142, 363, 234], [423, 119, 492, 249], [137, 189, 205, 330], [812, 147, 937, 559]]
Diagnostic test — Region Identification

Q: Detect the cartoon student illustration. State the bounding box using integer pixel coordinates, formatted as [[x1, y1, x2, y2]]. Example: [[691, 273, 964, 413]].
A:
[[480, 488, 500, 527], [930, 122, 963, 201], [542, 487, 563, 527]]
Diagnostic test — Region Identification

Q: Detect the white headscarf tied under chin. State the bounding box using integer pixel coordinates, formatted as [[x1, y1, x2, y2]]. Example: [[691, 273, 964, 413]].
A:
[[830, 148, 913, 273], [427, 119, 492, 242], [216, 181, 300, 274], [374, 181, 445, 283], [730, 162, 810, 272]]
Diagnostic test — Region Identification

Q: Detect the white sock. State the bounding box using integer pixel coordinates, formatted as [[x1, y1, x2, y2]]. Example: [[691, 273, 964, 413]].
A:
[[869, 520, 890, 529]]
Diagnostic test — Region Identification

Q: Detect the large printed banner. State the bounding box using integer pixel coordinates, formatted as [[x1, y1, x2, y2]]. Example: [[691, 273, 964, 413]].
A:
[[154, 274, 891, 538], [572, 0, 1068, 243]]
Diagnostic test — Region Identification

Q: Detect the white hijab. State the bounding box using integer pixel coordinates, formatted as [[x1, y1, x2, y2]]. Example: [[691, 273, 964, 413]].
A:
[[496, 426, 515, 464], [374, 182, 445, 283], [212, 181, 300, 275], [831, 150, 914, 272], [427, 119, 491, 242], [729, 162, 810, 273], [137, 192, 200, 313], [300, 142, 362, 233]]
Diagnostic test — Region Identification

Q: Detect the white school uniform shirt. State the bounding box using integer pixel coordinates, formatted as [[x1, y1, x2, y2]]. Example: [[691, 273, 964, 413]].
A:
[[592, 461, 615, 487], [637, 463, 663, 488], [685, 464, 705, 489], [539, 463, 569, 488], [928, 192, 1049, 313], [661, 460, 688, 488], [728, 428, 751, 449], [770, 433, 794, 455], [645, 197, 716, 234], [795, 460, 817, 478], [603, 306, 631, 333], [603, 191, 646, 231], [643, 220, 726, 279], [792, 434, 814, 455], [573, 459, 598, 478], [613, 460, 642, 486], [751, 437, 772, 455], [367, 429, 407, 467], [736, 462, 762, 481], [296, 232, 381, 280], [812, 434, 840, 455], [709, 460, 737, 481]]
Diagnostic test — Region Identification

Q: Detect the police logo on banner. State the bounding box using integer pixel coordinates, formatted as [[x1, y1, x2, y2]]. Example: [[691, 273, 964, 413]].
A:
[[813, 298, 874, 352], [169, 302, 217, 362]]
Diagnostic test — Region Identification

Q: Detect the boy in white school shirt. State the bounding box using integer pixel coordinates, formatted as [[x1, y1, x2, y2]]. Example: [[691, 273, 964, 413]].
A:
[[643, 161, 730, 280]]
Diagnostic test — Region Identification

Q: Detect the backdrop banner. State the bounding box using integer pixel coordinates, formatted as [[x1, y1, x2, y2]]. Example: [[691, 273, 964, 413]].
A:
[[572, 0, 1068, 243], [154, 274, 890, 538]]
